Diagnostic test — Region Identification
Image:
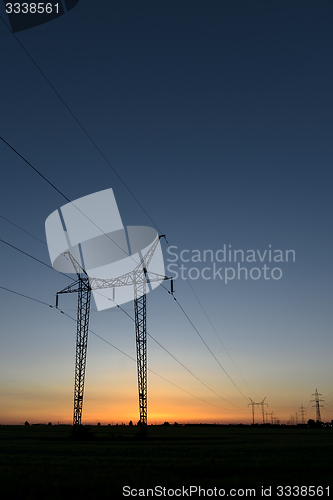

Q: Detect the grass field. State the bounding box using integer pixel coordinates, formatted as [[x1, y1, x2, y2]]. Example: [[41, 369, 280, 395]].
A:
[[0, 424, 332, 499]]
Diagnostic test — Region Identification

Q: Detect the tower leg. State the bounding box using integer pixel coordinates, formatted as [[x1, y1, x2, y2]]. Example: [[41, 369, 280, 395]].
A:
[[134, 278, 147, 436], [73, 278, 91, 426]]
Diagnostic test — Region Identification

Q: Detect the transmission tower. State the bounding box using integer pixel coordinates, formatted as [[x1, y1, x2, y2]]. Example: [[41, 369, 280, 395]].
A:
[[299, 405, 306, 425], [265, 411, 274, 424], [311, 389, 324, 422], [259, 397, 268, 423], [134, 269, 147, 432], [248, 399, 257, 424], [248, 397, 266, 424], [57, 236, 169, 435]]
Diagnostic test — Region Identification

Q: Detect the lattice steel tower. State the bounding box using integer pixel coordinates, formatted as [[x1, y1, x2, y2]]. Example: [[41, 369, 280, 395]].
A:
[[299, 405, 306, 425], [311, 389, 324, 422], [248, 397, 267, 424], [265, 411, 274, 424], [73, 277, 91, 425], [134, 270, 148, 431], [259, 397, 268, 423]]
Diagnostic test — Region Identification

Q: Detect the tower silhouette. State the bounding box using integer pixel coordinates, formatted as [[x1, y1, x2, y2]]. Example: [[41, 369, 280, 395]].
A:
[[311, 389, 324, 422]]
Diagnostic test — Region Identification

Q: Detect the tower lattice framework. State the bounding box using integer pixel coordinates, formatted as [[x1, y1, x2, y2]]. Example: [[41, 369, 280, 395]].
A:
[[134, 274, 147, 434], [73, 277, 91, 426], [311, 389, 324, 423]]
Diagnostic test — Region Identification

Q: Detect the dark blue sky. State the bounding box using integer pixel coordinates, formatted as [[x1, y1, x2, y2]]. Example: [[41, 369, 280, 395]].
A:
[[0, 1, 332, 424]]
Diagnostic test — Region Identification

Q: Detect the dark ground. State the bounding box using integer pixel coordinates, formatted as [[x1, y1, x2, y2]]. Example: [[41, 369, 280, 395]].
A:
[[0, 424, 332, 499]]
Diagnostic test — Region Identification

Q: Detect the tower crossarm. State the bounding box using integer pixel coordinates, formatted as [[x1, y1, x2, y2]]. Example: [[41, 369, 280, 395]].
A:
[[56, 276, 91, 308], [89, 271, 169, 290], [310, 389, 324, 422], [57, 278, 82, 295], [61, 234, 168, 291], [64, 251, 88, 278]]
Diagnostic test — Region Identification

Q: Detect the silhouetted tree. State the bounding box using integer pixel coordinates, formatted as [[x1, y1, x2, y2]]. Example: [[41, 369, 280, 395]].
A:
[[24, 421, 29, 426], [129, 420, 133, 426], [174, 422, 179, 426], [307, 419, 317, 427], [162, 421, 170, 426]]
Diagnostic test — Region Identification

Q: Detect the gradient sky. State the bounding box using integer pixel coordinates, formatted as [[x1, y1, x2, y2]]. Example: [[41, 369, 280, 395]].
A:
[[0, 1, 332, 425]]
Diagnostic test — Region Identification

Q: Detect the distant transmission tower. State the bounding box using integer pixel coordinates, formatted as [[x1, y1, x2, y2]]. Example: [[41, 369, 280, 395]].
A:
[[299, 405, 306, 425], [265, 411, 274, 424], [311, 389, 324, 422], [248, 397, 267, 424], [259, 398, 268, 424], [248, 399, 257, 424]]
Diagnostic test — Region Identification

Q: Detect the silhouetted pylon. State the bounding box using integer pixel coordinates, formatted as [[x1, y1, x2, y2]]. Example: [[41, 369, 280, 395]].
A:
[[299, 405, 306, 425], [248, 397, 267, 424], [259, 397, 268, 423], [311, 389, 324, 422]]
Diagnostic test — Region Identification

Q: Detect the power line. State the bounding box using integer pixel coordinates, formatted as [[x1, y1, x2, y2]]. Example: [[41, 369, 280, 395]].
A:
[[0, 171, 252, 407], [0, 235, 243, 410], [0, 16, 259, 403], [0, 136, 71, 202], [1, 135, 253, 407], [0, 15, 162, 234], [113, 301, 245, 410], [0, 285, 53, 307], [0, 236, 73, 281], [172, 293, 249, 402], [183, 277, 260, 398], [160, 283, 254, 403], [0, 214, 46, 246], [0, 136, 144, 270], [0, 21, 258, 404], [0, 213, 81, 275], [0, 212, 246, 409], [0, 283, 239, 412], [0, 212, 135, 307], [61, 310, 236, 411]]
